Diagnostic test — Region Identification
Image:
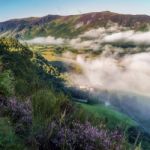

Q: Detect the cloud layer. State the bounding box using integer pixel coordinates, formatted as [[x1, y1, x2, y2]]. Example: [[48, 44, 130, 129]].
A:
[[25, 36, 65, 45], [71, 52, 150, 96], [24, 26, 150, 55], [69, 27, 150, 51], [23, 27, 150, 131]]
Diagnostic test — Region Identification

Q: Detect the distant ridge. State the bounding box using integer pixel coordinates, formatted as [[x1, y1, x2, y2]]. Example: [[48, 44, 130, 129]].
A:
[[0, 11, 150, 39]]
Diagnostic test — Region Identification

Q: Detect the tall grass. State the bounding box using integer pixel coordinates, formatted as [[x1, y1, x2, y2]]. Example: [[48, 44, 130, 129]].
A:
[[32, 89, 70, 128]]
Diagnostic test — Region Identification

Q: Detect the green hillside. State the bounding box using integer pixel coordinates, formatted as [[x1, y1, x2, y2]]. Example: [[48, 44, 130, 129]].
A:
[[0, 11, 150, 39], [1, 38, 150, 149]]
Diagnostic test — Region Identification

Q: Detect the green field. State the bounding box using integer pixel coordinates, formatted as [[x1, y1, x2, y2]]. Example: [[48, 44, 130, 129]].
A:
[[77, 102, 136, 129]]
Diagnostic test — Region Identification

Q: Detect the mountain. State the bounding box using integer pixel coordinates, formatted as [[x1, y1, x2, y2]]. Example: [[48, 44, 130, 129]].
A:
[[0, 11, 150, 39], [0, 15, 60, 32]]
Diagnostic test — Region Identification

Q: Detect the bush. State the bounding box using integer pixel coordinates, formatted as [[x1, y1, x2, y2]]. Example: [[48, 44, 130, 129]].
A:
[[34, 121, 129, 150], [32, 89, 70, 127], [32, 89, 57, 124], [53, 122, 127, 150], [0, 117, 25, 150], [0, 70, 14, 96], [7, 98, 32, 137]]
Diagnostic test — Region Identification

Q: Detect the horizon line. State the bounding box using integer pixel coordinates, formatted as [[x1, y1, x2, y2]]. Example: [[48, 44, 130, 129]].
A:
[[1, 10, 150, 23]]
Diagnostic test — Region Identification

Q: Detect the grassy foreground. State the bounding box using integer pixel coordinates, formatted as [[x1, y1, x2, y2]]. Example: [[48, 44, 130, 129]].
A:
[[0, 38, 145, 150]]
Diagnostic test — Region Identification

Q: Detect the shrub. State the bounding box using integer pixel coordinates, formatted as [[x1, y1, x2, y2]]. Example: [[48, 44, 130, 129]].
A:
[[0, 117, 25, 150], [8, 98, 32, 137], [35, 121, 129, 150], [32, 89, 57, 124], [32, 89, 70, 127], [0, 70, 14, 96], [55, 122, 130, 150]]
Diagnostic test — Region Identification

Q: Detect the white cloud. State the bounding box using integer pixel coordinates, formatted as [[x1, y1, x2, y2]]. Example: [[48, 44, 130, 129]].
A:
[[71, 52, 150, 96], [25, 36, 65, 45], [103, 30, 150, 45], [24, 26, 150, 51]]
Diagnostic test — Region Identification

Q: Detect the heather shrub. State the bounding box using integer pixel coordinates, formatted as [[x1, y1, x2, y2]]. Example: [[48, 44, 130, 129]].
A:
[[56, 122, 126, 150], [3, 98, 32, 138], [35, 121, 129, 150]]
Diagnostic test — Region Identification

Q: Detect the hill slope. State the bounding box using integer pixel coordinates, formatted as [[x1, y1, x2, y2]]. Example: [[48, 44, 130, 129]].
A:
[[0, 37, 140, 150], [0, 11, 150, 39]]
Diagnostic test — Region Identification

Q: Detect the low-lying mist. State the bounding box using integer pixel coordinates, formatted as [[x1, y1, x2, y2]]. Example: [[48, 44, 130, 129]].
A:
[[24, 25, 150, 132], [25, 25, 150, 52], [72, 52, 150, 96], [69, 52, 150, 132], [24, 36, 65, 45]]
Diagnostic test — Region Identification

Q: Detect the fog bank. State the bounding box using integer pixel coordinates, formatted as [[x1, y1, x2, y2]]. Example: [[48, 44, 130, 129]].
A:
[[25, 36, 65, 45], [71, 52, 150, 97]]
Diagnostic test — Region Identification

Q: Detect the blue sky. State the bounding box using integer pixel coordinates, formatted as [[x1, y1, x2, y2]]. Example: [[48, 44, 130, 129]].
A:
[[0, 0, 150, 21]]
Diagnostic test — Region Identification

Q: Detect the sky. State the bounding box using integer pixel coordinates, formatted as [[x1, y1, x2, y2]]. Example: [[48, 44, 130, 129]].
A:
[[0, 0, 150, 22]]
